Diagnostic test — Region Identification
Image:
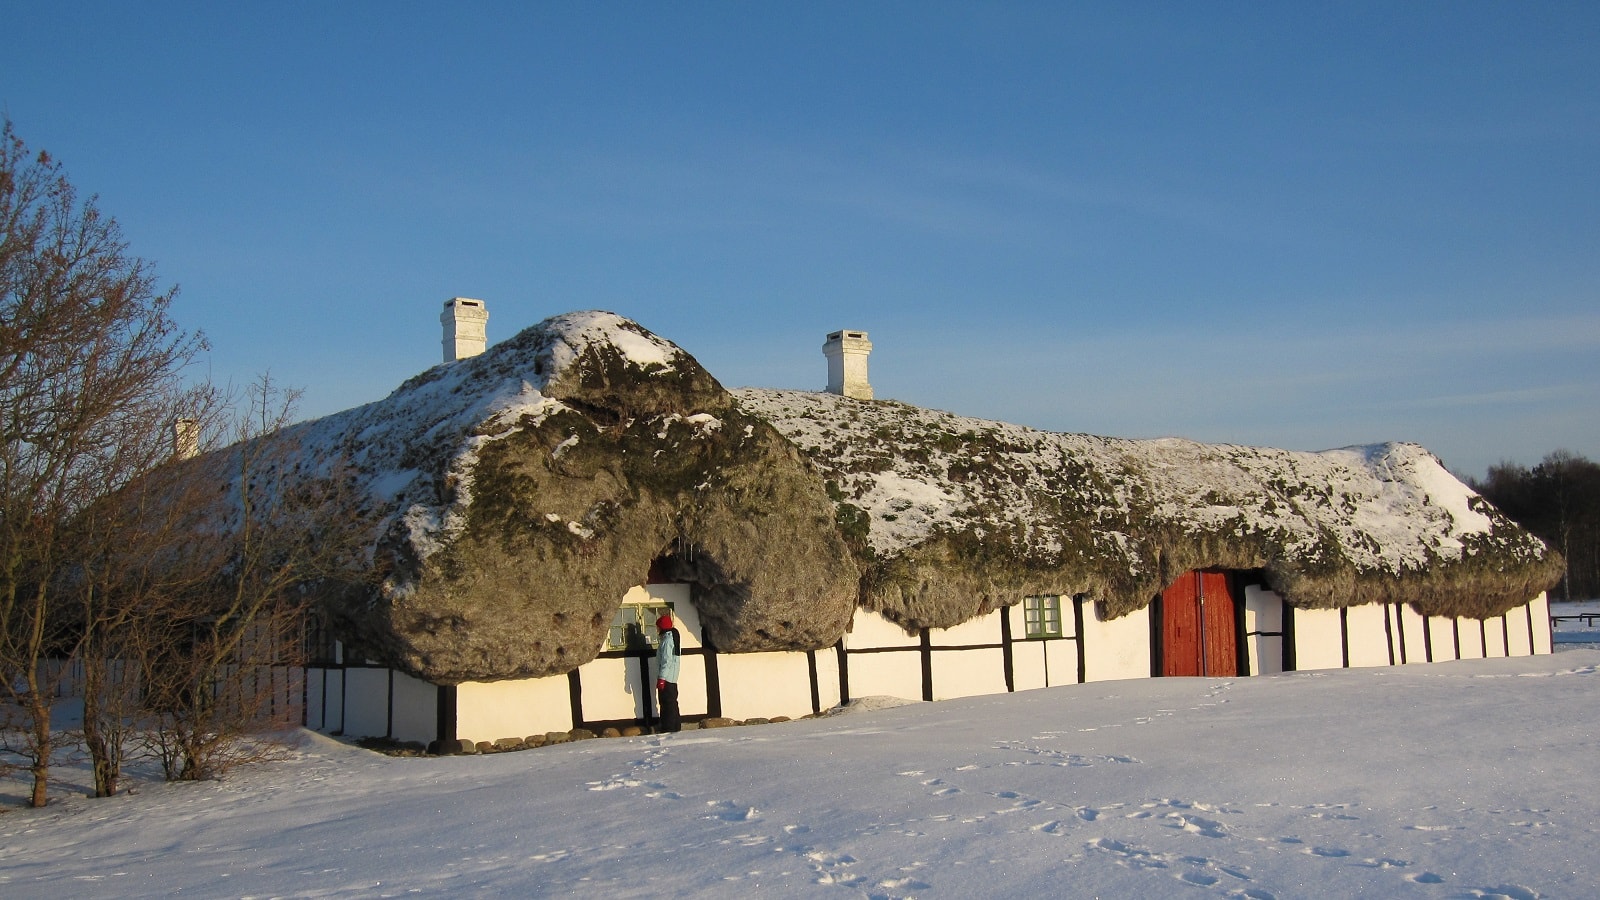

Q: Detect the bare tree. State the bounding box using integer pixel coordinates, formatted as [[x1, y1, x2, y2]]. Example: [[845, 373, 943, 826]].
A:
[[67, 388, 225, 797], [0, 119, 204, 807], [138, 375, 369, 782]]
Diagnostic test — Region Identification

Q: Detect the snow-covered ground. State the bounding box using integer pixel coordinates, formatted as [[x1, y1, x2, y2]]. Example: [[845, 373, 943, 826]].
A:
[[5, 647, 1598, 899]]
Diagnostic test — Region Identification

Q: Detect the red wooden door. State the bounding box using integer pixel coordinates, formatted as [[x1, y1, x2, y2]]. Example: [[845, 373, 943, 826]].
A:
[[1163, 572, 1203, 676], [1161, 569, 1238, 677]]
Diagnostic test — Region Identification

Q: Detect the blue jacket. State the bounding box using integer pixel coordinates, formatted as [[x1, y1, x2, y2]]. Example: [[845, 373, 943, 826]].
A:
[[656, 628, 680, 683]]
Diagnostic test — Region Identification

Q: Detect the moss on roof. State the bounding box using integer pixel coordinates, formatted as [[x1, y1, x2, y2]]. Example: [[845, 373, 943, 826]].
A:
[[734, 389, 1561, 628]]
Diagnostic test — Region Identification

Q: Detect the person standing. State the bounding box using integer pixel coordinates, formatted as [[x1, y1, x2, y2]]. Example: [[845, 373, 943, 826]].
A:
[[655, 613, 681, 733]]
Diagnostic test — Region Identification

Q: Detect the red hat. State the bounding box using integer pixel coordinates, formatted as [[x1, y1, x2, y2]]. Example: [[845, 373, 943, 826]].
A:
[[657, 614, 673, 631]]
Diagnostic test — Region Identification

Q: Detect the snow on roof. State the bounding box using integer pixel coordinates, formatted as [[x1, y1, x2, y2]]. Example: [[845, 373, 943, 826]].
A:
[[275, 311, 689, 566], [733, 387, 1555, 620]]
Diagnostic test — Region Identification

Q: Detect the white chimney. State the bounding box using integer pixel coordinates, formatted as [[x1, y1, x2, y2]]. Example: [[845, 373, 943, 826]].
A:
[[172, 417, 199, 460], [823, 329, 873, 400], [441, 298, 489, 362]]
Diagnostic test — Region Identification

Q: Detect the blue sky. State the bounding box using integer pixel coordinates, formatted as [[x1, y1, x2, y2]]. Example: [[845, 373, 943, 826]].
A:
[[4, 2, 1596, 478]]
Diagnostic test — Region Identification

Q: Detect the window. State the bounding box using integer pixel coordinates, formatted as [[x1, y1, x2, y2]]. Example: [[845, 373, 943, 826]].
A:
[[1023, 595, 1064, 638], [604, 603, 675, 652]]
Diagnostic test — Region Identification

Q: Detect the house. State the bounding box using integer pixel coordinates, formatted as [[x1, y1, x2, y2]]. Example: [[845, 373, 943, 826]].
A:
[[277, 306, 1559, 748]]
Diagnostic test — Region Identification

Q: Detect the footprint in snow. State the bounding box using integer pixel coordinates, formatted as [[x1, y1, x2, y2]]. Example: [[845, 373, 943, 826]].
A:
[[1356, 857, 1412, 869], [1456, 887, 1540, 900], [1167, 813, 1227, 838], [705, 800, 761, 822]]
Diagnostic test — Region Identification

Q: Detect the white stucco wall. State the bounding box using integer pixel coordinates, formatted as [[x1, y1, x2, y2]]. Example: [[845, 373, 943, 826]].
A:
[[1293, 607, 1344, 671], [1080, 604, 1149, 682], [1465, 614, 1484, 659], [815, 647, 843, 711], [932, 647, 1008, 700], [933, 611, 1003, 647], [579, 657, 644, 723], [845, 609, 920, 649], [1529, 593, 1553, 654], [841, 608, 923, 701], [342, 668, 393, 739], [1290, 594, 1550, 673], [1480, 616, 1503, 657], [304, 668, 342, 732], [1504, 604, 1532, 656], [928, 610, 1008, 700], [847, 650, 924, 702], [1011, 640, 1046, 692], [1395, 604, 1429, 663], [457, 675, 574, 742], [1421, 615, 1457, 661], [1046, 639, 1083, 687], [718, 651, 821, 720], [391, 671, 438, 745], [1344, 603, 1393, 668], [1244, 585, 1285, 675]]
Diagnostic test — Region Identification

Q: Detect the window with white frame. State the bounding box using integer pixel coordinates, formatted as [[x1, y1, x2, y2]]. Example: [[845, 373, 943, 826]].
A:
[[604, 602, 675, 652], [1023, 595, 1064, 638]]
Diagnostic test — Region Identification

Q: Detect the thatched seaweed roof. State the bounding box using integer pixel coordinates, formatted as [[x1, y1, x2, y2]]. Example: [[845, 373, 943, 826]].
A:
[[240, 311, 1556, 682], [733, 388, 1562, 628], [273, 312, 858, 683]]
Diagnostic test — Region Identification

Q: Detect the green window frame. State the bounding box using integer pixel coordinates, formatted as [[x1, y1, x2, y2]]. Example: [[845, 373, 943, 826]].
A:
[[1023, 595, 1064, 638], [604, 602, 676, 652]]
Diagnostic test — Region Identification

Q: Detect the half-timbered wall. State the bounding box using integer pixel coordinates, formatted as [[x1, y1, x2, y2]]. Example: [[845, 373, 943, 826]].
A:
[[302, 589, 1551, 747], [1283, 591, 1551, 671]]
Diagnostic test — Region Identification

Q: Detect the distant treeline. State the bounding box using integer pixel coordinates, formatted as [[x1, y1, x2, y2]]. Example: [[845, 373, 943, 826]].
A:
[[1470, 451, 1600, 602]]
